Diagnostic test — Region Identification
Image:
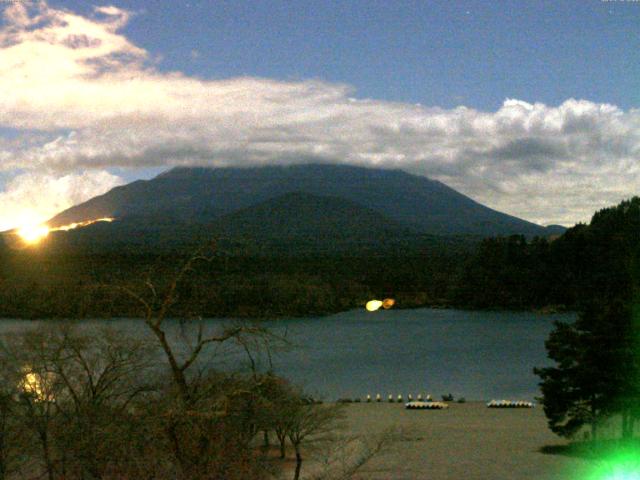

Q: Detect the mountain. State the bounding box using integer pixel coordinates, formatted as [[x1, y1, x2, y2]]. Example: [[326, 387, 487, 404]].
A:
[[45, 191, 422, 254], [210, 191, 412, 240], [48, 164, 561, 245]]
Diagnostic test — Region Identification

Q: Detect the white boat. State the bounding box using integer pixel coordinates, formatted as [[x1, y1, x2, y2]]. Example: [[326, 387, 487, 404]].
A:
[[405, 401, 449, 410], [486, 399, 534, 408]]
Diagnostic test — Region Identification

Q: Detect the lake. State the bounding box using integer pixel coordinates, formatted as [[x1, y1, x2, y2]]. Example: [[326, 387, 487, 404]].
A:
[[0, 308, 574, 402], [259, 308, 573, 401]]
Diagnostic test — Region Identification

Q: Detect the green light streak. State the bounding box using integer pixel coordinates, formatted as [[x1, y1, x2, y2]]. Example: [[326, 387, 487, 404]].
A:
[[582, 444, 640, 480]]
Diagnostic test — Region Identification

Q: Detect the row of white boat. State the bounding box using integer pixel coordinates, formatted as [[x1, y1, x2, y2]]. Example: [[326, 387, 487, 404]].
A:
[[366, 394, 436, 402], [404, 399, 535, 410], [486, 400, 535, 408], [405, 401, 449, 410], [362, 395, 535, 409]]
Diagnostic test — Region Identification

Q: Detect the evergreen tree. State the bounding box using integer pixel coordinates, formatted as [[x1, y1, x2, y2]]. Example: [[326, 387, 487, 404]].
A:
[[535, 197, 640, 440]]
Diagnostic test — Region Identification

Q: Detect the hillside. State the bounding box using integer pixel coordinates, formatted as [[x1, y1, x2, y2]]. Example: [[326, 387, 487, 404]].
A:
[[48, 164, 561, 242], [43, 191, 432, 254]]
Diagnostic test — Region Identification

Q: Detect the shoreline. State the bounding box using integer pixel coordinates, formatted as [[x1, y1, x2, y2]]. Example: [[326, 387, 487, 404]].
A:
[[0, 304, 574, 322]]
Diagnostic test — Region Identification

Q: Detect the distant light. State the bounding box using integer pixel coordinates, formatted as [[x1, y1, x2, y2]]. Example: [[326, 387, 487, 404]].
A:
[[382, 298, 396, 309], [53, 217, 114, 231], [17, 224, 50, 244], [21, 369, 54, 402], [366, 298, 396, 312], [14, 217, 115, 246], [366, 300, 383, 312]]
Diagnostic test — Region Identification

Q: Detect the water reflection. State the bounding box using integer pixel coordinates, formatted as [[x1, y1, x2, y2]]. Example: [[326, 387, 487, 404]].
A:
[[0, 308, 575, 402]]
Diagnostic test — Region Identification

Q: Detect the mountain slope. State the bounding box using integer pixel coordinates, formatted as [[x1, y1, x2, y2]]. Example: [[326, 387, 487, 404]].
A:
[[210, 191, 412, 240], [46, 191, 422, 253], [49, 164, 558, 238]]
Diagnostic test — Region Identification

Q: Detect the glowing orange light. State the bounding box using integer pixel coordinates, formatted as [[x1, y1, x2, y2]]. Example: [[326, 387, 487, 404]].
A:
[[14, 217, 115, 245], [53, 217, 114, 231], [366, 298, 396, 312], [382, 298, 396, 309], [17, 224, 50, 244]]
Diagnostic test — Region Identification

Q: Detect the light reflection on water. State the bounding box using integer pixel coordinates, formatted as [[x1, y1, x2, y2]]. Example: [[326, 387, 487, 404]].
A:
[[0, 308, 574, 401]]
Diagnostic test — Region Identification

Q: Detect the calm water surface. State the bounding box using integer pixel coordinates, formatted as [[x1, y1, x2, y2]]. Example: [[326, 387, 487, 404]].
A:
[[1, 308, 574, 402], [259, 308, 573, 401]]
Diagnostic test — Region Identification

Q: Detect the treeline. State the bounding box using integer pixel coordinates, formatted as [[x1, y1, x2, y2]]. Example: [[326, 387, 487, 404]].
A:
[[534, 197, 640, 442], [0, 243, 470, 319], [455, 197, 640, 311], [1, 197, 638, 319], [452, 232, 581, 310]]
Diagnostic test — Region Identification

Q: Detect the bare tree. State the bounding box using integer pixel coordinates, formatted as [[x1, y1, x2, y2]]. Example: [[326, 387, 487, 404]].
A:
[[309, 428, 407, 480], [114, 249, 286, 479], [285, 401, 345, 480], [0, 328, 68, 480], [0, 324, 158, 480], [47, 326, 156, 479], [116, 249, 270, 404], [0, 374, 28, 479]]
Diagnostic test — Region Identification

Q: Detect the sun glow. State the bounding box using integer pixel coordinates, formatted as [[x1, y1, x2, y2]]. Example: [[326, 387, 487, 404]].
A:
[[14, 217, 115, 245], [53, 217, 115, 231], [16, 224, 50, 244]]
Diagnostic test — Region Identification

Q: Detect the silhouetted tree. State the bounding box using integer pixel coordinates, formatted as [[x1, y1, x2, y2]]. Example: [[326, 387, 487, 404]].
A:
[[536, 198, 640, 441]]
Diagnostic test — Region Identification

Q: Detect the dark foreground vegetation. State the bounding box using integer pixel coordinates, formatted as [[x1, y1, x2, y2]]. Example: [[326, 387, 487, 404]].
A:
[[535, 198, 640, 450], [0, 252, 400, 480], [0, 302, 396, 479]]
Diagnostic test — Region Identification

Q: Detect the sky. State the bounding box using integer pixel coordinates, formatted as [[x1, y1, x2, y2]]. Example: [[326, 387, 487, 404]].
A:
[[0, 0, 639, 231]]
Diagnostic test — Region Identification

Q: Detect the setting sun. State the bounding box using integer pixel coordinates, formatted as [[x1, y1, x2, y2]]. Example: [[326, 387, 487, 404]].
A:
[[16, 224, 50, 244], [12, 217, 115, 246]]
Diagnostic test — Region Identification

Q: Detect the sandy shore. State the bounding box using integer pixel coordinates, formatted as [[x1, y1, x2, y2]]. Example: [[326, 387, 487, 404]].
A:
[[334, 402, 592, 480]]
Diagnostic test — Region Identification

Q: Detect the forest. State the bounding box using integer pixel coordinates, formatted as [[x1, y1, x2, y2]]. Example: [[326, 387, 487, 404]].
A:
[[534, 196, 640, 443], [0, 197, 638, 320]]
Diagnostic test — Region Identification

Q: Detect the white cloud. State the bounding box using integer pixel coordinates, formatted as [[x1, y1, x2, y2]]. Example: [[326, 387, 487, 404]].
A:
[[0, 1, 639, 228], [0, 170, 122, 231]]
